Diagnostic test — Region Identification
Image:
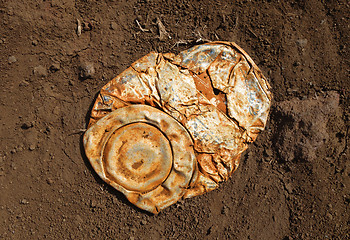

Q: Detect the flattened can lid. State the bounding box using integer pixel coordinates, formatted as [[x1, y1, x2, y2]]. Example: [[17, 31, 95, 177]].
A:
[[84, 41, 272, 213], [84, 105, 197, 214]]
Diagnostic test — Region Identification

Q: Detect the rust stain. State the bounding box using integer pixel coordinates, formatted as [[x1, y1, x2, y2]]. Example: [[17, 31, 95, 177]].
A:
[[84, 41, 272, 214]]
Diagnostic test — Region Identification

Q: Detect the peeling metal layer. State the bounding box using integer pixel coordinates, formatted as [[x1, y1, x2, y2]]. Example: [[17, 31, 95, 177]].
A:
[[85, 41, 272, 213]]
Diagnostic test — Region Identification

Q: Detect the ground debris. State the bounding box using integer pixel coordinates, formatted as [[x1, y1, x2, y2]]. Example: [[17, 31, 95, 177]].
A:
[[156, 17, 171, 41], [33, 65, 48, 77], [76, 19, 82, 36]]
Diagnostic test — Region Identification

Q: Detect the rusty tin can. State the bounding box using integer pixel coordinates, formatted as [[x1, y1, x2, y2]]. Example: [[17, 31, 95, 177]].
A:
[[84, 41, 272, 214]]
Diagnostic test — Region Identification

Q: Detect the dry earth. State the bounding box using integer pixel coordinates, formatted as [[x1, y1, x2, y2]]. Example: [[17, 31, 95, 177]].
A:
[[0, 0, 349, 239]]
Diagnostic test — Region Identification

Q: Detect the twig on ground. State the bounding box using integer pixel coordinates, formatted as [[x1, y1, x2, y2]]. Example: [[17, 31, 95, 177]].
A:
[[156, 17, 171, 41], [135, 19, 151, 32]]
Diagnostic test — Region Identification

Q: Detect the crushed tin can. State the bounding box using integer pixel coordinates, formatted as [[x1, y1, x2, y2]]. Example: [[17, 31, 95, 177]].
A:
[[84, 41, 272, 214]]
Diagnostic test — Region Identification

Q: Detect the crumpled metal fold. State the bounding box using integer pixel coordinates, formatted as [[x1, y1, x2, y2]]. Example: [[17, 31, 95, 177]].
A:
[[84, 41, 272, 214]]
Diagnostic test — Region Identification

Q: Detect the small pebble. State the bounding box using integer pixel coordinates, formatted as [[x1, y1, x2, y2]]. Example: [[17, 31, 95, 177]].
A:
[[80, 62, 95, 79], [17, 145, 24, 151], [110, 22, 118, 30], [221, 205, 228, 215], [11, 162, 16, 170], [46, 178, 54, 185], [140, 219, 147, 225], [293, 61, 301, 67], [206, 226, 214, 235], [32, 40, 38, 46], [8, 56, 17, 64], [29, 144, 36, 151], [20, 199, 29, 204], [33, 65, 48, 77], [136, 15, 143, 21], [50, 63, 60, 72], [19, 80, 30, 87], [21, 122, 34, 129], [296, 38, 308, 48]]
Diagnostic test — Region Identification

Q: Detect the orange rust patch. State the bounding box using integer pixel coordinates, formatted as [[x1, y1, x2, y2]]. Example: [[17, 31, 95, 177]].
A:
[[192, 72, 227, 114]]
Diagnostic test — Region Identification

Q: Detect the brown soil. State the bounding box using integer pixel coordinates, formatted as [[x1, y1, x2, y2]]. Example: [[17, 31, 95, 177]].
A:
[[0, 0, 349, 239]]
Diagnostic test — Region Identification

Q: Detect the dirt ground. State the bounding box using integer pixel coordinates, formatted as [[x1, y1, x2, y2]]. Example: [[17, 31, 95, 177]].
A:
[[0, 0, 349, 239]]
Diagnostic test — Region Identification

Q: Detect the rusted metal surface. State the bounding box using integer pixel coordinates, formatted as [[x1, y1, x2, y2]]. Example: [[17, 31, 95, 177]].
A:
[[84, 105, 197, 214], [84, 41, 272, 213]]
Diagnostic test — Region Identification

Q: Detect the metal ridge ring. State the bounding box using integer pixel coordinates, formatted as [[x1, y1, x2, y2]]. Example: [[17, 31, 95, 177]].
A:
[[83, 104, 197, 214]]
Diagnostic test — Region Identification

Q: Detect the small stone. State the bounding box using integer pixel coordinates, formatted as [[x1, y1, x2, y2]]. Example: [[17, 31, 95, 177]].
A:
[[140, 219, 147, 225], [50, 63, 60, 72], [293, 61, 301, 67], [287, 88, 298, 94], [20, 199, 29, 204], [29, 144, 36, 151], [32, 40, 38, 46], [110, 22, 118, 30], [33, 65, 48, 77], [21, 122, 34, 129], [221, 205, 228, 215], [8, 56, 17, 64], [19, 80, 30, 87], [17, 145, 24, 151], [46, 178, 54, 185], [136, 15, 143, 21], [206, 225, 216, 235], [296, 39, 308, 48], [80, 62, 95, 79], [11, 162, 16, 170]]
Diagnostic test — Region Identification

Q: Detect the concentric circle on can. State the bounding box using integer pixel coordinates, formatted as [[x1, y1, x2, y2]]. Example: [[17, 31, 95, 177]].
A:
[[83, 105, 197, 213], [103, 122, 173, 192]]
